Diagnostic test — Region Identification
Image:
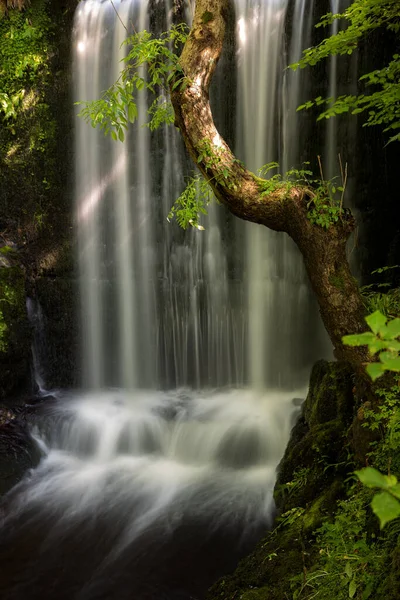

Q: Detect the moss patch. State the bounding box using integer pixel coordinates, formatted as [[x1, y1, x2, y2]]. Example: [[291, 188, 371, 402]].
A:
[[201, 11, 213, 24]]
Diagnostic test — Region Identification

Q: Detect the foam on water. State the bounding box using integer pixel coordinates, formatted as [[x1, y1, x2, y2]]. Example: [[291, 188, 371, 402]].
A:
[[11, 389, 300, 533]]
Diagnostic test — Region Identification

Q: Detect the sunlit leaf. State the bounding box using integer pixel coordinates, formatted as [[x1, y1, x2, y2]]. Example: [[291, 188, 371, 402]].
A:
[[366, 362, 385, 381], [356, 467, 391, 490], [365, 311, 387, 335], [342, 332, 376, 347], [384, 318, 400, 340], [349, 579, 357, 599], [371, 491, 400, 529]]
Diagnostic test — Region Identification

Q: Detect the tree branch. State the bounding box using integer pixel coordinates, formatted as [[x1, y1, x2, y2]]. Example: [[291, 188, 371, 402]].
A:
[[170, 0, 369, 365]]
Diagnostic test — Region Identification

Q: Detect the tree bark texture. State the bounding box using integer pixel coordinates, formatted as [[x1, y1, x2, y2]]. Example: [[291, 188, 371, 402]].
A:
[[170, 0, 368, 365]]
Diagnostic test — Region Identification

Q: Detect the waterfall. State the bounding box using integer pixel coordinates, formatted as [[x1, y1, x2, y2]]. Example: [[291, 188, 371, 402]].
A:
[[235, 0, 331, 391], [26, 297, 47, 394], [74, 0, 329, 392]]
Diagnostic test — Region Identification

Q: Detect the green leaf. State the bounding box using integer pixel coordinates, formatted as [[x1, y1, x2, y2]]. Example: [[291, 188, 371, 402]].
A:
[[362, 582, 374, 600], [366, 362, 385, 381], [385, 340, 400, 352], [380, 357, 400, 372], [349, 579, 357, 599], [127, 102, 137, 123], [371, 491, 400, 528], [356, 467, 390, 489], [380, 351, 397, 363], [342, 332, 376, 347], [368, 339, 390, 354], [390, 484, 400, 500], [384, 318, 400, 340], [365, 310, 387, 335], [117, 128, 125, 142], [344, 561, 352, 579]]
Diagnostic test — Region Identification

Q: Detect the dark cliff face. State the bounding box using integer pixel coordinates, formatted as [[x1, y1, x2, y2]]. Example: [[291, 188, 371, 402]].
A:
[[0, 0, 79, 397]]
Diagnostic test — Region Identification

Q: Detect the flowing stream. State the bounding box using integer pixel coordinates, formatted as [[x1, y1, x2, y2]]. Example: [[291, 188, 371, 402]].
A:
[[0, 1, 344, 598]]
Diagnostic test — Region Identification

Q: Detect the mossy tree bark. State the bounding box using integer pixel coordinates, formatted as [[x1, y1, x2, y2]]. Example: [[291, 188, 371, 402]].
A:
[[0, 0, 30, 12], [170, 0, 368, 366]]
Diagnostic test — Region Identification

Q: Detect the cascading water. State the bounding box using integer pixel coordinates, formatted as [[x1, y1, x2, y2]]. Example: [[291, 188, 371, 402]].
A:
[[26, 297, 48, 394], [75, 0, 329, 391], [0, 1, 343, 598]]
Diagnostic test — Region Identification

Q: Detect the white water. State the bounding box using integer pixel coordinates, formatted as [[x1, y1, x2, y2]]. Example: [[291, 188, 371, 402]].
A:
[[20, 388, 299, 535], [325, 0, 340, 179]]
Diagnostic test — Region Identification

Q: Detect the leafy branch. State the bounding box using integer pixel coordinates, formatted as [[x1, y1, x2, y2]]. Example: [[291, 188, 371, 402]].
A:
[[343, 310, 400, 381], [355, 467, 400, 528], [257, 159, 347, 230], [75, 24, 189, 140], [343, 310, 400, 529], [167, 175, 212, 230], [290, 1, 400, 143]]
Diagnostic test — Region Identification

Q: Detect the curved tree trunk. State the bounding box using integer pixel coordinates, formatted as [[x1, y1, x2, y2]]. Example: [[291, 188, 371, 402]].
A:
[[0, 0, 30, 11], [170, 0, 368, 366]]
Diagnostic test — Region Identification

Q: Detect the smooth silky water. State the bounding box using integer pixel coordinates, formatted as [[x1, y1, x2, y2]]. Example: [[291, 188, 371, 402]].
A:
[[0, 1, 338, 598]]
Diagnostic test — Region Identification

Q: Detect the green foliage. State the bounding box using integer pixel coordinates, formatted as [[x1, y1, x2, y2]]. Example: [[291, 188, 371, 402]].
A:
[[0, 1, 59, 240], [0, 245, 16, 255], [356, 468, 400, 529], [360, 267, 400, 319], [0, 2, 52, 123], [147, 96, 175, 131], [258, 161, 345, 229], [171, 159, 346, 233], [361, 287, 400, 319], [0, 313, 7, 352], [276, 506, 305, 529], [365, 386, 400, 480], [362, 385, 400, 439], [0, 278, 18, 352], [343, 310, 400, 381], [195, 138, 239, 191], [291, 491, 381, 600], [343, 304, 400, 530], [290, 0, 400, 143], [76, 24, 189, 139], [276, 467, 311, 501], [167, 175, 212, 230]]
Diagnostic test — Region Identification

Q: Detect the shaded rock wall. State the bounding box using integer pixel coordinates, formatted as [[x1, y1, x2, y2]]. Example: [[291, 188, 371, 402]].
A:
[[0, 0, 79, 398], [0, 254, 31, 400]]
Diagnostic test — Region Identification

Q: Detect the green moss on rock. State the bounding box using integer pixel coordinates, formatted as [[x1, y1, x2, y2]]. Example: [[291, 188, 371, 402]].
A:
[[304, 359, 354, 427]]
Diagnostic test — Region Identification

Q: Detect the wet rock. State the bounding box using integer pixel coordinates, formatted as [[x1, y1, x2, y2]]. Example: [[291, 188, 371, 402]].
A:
[[0, 263, 31, 401], [0, 405, 41, 496]]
